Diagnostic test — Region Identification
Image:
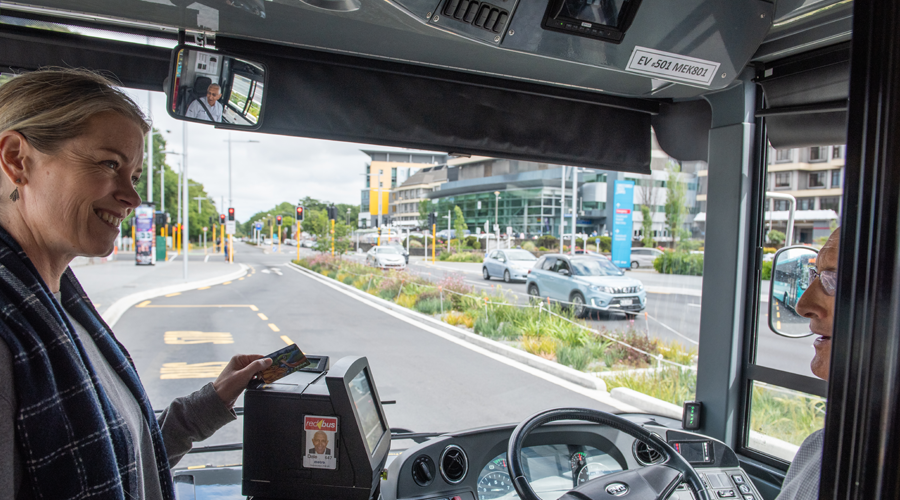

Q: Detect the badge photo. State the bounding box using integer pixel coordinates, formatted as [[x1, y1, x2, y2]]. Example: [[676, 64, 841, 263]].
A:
[[303, 415, 339, 470]]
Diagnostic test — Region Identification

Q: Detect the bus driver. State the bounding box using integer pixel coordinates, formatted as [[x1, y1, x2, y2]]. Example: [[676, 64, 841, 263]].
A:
[[186, 83, 223, 122], [776, 227, 839, 500]]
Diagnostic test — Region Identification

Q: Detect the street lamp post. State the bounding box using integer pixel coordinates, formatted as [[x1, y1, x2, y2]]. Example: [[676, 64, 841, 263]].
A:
[[494, 191, 500, 250]]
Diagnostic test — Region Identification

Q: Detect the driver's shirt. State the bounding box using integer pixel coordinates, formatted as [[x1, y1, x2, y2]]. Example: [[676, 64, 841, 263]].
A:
[[186, 98, 223, 122], [775, 429, 824, 500]]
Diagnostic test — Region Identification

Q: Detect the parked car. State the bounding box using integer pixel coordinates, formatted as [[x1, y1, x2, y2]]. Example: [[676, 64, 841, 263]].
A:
[[482, 249, 537, 282], [366, 245, 407, 270], [574, 249, 610, 259], [629, 247, 664, 269], [525, 254, 646, 318], [301, 239, 316, 248]]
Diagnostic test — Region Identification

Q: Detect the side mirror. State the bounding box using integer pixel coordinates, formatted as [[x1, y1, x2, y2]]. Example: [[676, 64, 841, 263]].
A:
[[166, 46, 267, 129], [558, 268, 570, 276], [768, 246, 818, 338]]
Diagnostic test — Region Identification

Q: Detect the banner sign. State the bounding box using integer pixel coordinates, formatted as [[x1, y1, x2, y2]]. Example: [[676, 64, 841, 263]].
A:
[[611, 180, 634, 268], [135, 204, 155, 266]]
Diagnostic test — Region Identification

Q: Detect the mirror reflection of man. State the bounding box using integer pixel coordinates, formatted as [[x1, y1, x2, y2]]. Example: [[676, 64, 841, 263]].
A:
[[775, 228, 839, 500], [186, 83, 223, 122], [308, 431, 331, 455]]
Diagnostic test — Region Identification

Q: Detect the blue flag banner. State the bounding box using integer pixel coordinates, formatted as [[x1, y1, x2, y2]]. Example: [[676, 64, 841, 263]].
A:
[[611, 180, 635, 268]]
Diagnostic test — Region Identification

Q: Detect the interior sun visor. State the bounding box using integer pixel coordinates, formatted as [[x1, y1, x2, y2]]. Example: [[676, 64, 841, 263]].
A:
[[757, 44, 849, 149], [651, 100, 712, 162], [215, 36, 654, 174]]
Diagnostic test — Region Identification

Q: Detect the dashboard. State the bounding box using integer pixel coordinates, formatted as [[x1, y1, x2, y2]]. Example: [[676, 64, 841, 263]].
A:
[[382, 414, 764, 500]]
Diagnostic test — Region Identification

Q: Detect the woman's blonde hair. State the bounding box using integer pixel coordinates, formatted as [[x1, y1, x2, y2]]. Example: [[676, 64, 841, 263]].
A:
[[0, 68, 150, 154]]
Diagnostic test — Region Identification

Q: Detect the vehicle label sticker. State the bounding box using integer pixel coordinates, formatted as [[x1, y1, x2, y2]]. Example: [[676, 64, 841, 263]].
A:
[[303, 415, 339, 470], [625, 46, 720, 86]]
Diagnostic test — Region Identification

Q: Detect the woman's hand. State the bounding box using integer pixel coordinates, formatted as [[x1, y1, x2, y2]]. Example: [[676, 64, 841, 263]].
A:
[[213, 354, 273, 408]]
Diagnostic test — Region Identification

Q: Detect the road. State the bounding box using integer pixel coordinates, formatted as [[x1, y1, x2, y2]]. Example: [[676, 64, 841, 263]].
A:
[[111, 243, 622, 468], [397, 257, 817, 379]]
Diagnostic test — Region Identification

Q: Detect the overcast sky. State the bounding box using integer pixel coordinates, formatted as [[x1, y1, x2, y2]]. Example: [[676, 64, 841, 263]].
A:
[[125, 89, 438, 221]]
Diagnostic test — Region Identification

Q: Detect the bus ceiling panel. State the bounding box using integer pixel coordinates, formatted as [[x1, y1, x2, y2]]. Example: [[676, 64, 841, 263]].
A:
[[11, 0, 772, 99], [214, 36, 652, 173], [650, 100, 712, 162], [0, 24, 170, 92]]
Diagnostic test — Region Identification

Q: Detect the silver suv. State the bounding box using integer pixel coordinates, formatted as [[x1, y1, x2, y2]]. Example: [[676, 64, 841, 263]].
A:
[[629, 248, 663, 269]]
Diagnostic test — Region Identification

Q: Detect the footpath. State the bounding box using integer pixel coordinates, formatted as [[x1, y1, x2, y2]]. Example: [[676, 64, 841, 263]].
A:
[[71, 252, 248, 327]]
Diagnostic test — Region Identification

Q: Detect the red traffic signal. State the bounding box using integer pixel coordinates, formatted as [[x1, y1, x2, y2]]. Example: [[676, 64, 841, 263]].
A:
[[276, 215, 283, 226], [219, 214, 226, 224], [296, 206, 304, 221], [228, 207, 235, 221]]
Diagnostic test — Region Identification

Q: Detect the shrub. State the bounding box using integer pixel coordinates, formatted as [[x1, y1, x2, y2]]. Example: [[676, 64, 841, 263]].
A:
[[522, 241, 537, 252], [378, 288, 397, 301], [762, 247, 777, 254], [557, 345, 594, 371], [396, 293, 418, 309], [342, 275, 355, 285], [586, 236, 612, 252], [536, 235, 558, 249], [522, 335, 558, 359], [409, 240, 424, 248], [443, 311, 474, 328], [762, 260, 773, 281], [653, 251, 704, 276], [605, 367, 697, 407], [654, 339, 697, 365], [439, 251, 483, 263], [465, 235, 478, 248], [414, 298, 443, 315]]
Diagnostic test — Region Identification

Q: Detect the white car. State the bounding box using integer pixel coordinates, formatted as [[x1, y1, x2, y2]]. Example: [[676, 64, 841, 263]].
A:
[[629, 248, 664, 269], [366, 245, 407, 270]]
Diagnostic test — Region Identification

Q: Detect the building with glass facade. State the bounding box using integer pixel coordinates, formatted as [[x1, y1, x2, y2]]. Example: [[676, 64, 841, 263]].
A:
[[358, 150, 448, 228]]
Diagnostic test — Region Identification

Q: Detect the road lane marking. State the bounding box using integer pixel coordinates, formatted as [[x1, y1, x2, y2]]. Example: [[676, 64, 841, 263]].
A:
[[135, 303, 260, 309], [258, 313, 268, 320], [645, 313, 698, 345], [204, 254, 210, 262], [164, 331, 233, 344], [280, 335, 294, 345], [160, 362, 228, 379], [222, 281, 232, 285], [198, 286, 211, 290], [239, 277, 245, 281], [262, 269, 270, 274], [268, 323, 281, 332], [165, 292, 181, 297]]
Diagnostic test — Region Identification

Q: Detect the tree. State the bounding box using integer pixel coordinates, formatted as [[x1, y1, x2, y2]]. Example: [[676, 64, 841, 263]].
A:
[[640, 205, 654, 248], [767, 229, 786, 246], [664, 161, 688, 250], [453, 205, 467, 252], [419, 199, 434, 226], [303, 209, 352, 256]]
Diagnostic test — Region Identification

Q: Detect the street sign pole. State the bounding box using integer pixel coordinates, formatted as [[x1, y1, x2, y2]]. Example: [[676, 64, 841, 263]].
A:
[[331, 219, 335, 257], [432, 224, 436, 263]]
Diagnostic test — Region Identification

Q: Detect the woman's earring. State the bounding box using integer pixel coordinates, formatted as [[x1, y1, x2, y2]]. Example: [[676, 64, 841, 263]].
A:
[[8, 187, 18, 203]]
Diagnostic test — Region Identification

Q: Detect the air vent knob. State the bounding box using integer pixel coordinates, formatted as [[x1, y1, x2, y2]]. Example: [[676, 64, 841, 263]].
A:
[[412, 455, 436, 487]]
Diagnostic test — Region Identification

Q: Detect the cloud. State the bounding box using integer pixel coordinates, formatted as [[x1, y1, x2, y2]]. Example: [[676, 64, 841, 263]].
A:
[[126, 89, 440, 221]]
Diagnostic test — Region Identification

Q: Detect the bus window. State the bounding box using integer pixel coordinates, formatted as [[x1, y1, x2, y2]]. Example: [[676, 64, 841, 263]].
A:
[[743, 142, 845, 461]]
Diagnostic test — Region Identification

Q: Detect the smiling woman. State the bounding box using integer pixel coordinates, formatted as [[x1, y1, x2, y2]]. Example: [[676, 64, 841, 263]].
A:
[[0, 69, 272, 500]]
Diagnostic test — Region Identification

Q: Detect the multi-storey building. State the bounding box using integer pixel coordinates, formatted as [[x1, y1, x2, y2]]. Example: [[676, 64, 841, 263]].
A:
[[764, 145, 843, 243], [359, 150, 448, 228], [389, 164, 455, 225]]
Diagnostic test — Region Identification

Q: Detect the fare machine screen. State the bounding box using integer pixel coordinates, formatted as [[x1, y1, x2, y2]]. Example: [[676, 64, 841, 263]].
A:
[[243, 356, 390, 500]]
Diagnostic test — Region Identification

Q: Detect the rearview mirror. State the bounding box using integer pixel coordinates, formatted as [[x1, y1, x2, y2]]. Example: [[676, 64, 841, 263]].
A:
[[768, 246, 818, 338], [167, 46, 267, 129], [559, 268, 570, 276]]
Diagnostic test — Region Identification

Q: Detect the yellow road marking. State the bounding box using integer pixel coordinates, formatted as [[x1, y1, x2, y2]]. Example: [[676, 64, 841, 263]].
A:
[[160, 361, 228, 379], [164, 331, 233, 345], [257, 313, 268, 320], [776, 312, 780, 318], [223, 281, 232, 285], [777, 320, 782, 329], [198, 286, 211, 290], [165, 292, 181, 297], [268, 323, 280, 332], [136, 304, 260, 309], [239, 277, 245, 281], [280, 335, 294, 345]]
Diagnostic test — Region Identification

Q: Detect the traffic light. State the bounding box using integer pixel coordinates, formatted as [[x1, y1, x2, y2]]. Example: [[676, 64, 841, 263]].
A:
[[326, 204, 336, 220], [296, 206, 305, 222], [276, 215, 283, 226], [219, 214, 226, 224], [428, 212, 437, 226], [209, 216, 214, 225], [228, 207, 235, 221]]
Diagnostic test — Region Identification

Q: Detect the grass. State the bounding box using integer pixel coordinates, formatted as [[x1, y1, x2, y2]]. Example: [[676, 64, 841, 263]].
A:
[[604, 367, 697, 407], [414, 298, 443, 315], [750, 383, 825, 446]]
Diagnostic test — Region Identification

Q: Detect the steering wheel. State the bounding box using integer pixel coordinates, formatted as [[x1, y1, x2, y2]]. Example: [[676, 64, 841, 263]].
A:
[[507, 408, 711, 500]]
